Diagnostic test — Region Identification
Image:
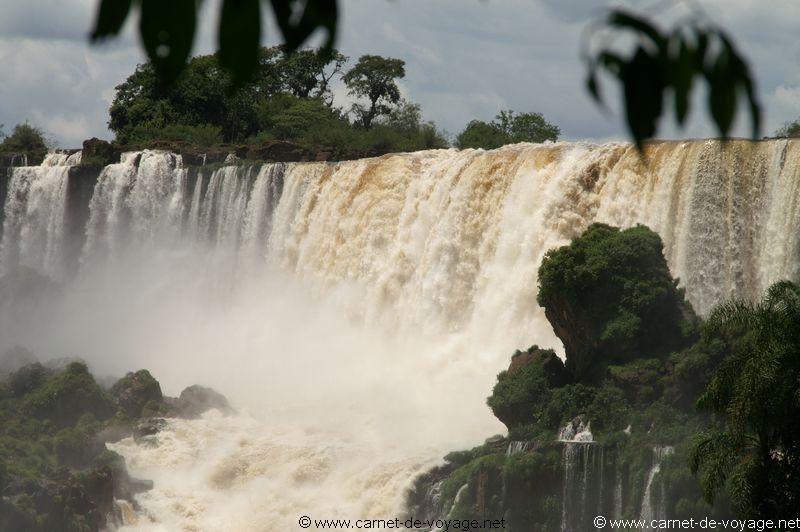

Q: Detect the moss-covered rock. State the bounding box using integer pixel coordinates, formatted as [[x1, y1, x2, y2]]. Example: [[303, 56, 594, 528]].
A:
[[537, 223, 698, 382], [487, 346, 565, 430], [109, 370, 163, 418]]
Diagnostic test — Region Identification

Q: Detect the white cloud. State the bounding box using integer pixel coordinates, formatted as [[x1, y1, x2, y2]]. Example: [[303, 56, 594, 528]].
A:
[[0, 0, 798, 145]]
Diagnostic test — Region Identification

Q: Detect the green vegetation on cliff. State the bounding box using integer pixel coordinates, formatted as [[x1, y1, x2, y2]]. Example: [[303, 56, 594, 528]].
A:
[[411, 223, 800, 530], [538, 223, 698, 381], [0, 351, 232, 532], [108, 48, 448, 157]]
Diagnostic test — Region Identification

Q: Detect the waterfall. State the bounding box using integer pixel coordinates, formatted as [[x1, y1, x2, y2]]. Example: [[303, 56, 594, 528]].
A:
[[560, 442, 603, 532], [640, 446, 674, 527], [3, 140, 800, 531], [0, 151, 81, 280], [506, 440, 531, 456]]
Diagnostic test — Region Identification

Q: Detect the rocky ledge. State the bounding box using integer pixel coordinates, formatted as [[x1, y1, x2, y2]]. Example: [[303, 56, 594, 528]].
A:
[[0, 347, 233, 532]]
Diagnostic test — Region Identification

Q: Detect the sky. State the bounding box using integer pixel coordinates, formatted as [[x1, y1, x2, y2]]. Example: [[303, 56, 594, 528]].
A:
[[1, 0, 800, 147]]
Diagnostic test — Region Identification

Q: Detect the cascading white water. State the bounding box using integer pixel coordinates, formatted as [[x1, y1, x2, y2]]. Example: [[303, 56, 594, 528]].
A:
[[0, 151, 81, 280], [2, 141, 800, 530], [640, 446, 675, 528]]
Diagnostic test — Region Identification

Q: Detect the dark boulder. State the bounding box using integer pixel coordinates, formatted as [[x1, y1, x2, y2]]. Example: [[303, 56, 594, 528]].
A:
[[168, 385, 234, 419], [487, 346, 570, 430], [133, 417, 168, 441], [508, 346, 572, 388], [81, 137, 120, 168]]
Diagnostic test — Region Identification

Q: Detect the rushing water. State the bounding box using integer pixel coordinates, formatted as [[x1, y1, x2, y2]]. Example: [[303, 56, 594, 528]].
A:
[[2, 141, 800, 530]]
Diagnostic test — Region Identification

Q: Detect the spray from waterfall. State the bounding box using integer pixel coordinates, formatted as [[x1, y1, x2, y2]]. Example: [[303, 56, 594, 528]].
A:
[[2, 141, 800, 530]]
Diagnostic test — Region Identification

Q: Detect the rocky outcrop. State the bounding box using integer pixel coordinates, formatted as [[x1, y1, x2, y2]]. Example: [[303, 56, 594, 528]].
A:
[[109, 370, 163, 418], [80, 138, 121, 168], [537, 223, 698, 382], [167, 385, 234, 419], [508, 346, 572, 387], [487, 346, 570, 430]]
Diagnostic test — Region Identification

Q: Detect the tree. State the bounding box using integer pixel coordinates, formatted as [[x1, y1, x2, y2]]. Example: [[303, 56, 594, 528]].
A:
[[0, 122, 49, 156], [343, 55, 406, 129], [278, 47, 348, 103], [91, 0, 762, 148], [496, 110, 560, 143], [456, 110, 560, 149], [456, 120, 507, 150], [691, 281, 800, 519], [775, 120, 800, 138]]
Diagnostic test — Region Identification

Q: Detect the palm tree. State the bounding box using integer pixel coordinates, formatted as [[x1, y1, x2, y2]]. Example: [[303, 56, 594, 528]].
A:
[[690, 281, 800, 518]]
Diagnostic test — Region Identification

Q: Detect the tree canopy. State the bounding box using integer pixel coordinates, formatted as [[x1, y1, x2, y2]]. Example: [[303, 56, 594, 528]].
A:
[[343, 55, 406, 129], [108, 47, 447, 156], [691, 281, 800, 519], [456, 110, 560, 149], [0, 123, 49, 159]]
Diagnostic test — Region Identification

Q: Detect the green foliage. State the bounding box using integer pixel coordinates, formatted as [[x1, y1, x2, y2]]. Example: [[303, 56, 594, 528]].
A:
[[456, 110, 560, 149], [23, 362, 114, 428], [487, 362, 552, 430], [691, 281, 800, 518], [343, 55, 406, 129], [456, 120, 508, 150], [109, 369, 163, 418], [537, 223, 697, 381], [585, 8, 760, 148], [0, 122, 49, 157], [775, 119, 800, 138], [109, 49, 446, 156]]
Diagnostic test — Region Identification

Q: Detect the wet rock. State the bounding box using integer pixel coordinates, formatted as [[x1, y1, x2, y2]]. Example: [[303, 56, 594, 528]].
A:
[[168, 385, 234, 419], [81, 138, 120, 168], [133, 418, 167, 441]]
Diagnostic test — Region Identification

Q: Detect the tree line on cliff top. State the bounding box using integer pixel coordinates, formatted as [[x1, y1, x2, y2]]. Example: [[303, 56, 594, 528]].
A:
[[105, 46, 561, 155]]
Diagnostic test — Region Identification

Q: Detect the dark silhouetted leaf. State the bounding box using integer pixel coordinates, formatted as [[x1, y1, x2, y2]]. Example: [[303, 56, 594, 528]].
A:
[[270, 0, 338, 52], [622, 47, 664, 149], [91, 0, 133, 41], [586, 70, 601, 104], [672, 36, 695, 125], [219, 0, 261, 88], [718, 32, 761, 138], [707, 49, 736, 137], [607, 10, 665, 51], [140, 0, 197, 87]]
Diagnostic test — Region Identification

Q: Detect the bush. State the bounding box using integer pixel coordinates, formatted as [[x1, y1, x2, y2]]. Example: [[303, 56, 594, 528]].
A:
[[0, 122, 49, 157], [537, 223, 698, 381]]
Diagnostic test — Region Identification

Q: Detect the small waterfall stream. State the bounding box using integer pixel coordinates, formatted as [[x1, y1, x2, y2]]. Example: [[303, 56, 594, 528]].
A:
[[640, 446, 674, 527]]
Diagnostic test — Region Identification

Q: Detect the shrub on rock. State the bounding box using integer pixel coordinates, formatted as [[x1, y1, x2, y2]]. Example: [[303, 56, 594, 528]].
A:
[[537, 223, 697, 381], [109, 370, 163, 418], [487, 346, 568, 430]]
